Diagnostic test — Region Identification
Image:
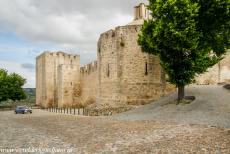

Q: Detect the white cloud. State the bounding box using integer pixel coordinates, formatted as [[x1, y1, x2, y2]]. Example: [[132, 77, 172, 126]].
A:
[[0, 0, 148, 87], [0, 60, 35, 88], [0, 0, 147, 54]]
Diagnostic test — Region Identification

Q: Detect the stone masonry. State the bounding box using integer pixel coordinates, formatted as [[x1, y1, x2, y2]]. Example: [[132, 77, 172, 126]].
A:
[[36, 3, 230, 108]]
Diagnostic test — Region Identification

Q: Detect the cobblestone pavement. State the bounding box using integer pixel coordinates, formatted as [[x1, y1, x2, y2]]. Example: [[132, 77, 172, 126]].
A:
[[0, 109, 230, 154]]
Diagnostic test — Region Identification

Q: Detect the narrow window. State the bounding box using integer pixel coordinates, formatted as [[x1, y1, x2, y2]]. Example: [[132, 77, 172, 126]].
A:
[[145, 62, 148, 75], [107, 64, 110, 77]]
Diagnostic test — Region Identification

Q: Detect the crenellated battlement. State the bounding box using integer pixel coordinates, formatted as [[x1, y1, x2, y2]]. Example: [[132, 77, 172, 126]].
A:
[[50, 51, 80, 60], [80, 61, 97, 76], [37, 51, 80, 60]]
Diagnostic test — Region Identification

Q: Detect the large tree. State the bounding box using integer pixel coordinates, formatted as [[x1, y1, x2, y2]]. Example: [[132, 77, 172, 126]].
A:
[[138, 0, 230, 102], [0, 69, 26, 102]]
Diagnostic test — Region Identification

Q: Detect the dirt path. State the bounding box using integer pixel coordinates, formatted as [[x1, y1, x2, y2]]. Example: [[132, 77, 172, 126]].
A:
[[0, 109, 230, 153], [114, 85, 230, 128]]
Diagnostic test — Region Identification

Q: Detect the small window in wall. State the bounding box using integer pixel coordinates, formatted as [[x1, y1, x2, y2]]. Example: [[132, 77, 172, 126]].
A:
[[145, 62, 148, 75], [107, 64, 110, 77]]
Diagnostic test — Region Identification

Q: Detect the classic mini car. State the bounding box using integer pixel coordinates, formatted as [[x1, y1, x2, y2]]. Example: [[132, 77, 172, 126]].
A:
[[15, 106, 32, 114]]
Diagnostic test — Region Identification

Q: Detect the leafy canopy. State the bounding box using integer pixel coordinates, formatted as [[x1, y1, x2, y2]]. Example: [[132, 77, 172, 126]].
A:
[[0, 69, 26, 102], [138, 0, 230, 87]]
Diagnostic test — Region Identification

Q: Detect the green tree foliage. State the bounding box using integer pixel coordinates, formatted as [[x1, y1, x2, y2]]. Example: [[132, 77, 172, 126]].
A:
[[0, 69, 26, 102], [138, 0, 230, 101]]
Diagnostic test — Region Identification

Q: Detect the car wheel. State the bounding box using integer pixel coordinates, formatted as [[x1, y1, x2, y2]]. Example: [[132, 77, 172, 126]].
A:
[[30, 111, 32, 114], [22, 112, 25, 114], [15, 112, 17, 114]]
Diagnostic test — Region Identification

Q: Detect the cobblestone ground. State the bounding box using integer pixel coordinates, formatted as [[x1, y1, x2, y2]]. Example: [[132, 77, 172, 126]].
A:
[[0, 110, 230, 154]]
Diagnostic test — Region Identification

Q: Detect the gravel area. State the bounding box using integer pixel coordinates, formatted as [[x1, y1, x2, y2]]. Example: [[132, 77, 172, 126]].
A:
[[114, 85, 230, 128], [0, 108, 230, 153]]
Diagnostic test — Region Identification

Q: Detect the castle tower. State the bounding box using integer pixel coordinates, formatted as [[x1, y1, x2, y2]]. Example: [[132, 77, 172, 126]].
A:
[[128, 3, 150, 26], [36, 51, 80, 108], [97, 3, 169, 107], [134, 3, 149, 20]]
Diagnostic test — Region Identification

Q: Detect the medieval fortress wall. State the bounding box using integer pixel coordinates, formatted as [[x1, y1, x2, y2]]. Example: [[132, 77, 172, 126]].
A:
[[36, 3, 230, 108], [97, 25, 173, 107], [80, 61, 98, 106], [195, 50, 230, 84]]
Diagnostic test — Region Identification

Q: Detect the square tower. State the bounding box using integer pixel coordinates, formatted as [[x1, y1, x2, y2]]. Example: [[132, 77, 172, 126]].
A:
[[36, 51, 80, 108]]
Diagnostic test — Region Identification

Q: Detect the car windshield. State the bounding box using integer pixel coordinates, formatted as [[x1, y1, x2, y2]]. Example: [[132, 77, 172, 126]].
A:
[[17, 106, 26, 109]]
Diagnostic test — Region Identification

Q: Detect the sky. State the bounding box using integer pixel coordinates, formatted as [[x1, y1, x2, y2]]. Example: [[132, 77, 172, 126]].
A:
[[0, 0, 147, 88]]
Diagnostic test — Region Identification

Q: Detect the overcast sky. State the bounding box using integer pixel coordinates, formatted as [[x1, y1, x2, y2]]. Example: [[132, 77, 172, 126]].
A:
[[0, 0, 147, 88]]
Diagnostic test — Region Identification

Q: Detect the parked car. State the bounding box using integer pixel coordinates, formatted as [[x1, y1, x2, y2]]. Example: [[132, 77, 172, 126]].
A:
[[15, 106, 32, 114]]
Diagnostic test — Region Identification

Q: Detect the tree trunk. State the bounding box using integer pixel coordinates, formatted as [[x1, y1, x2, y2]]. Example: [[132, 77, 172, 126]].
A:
[[178, 86, 185, 102]]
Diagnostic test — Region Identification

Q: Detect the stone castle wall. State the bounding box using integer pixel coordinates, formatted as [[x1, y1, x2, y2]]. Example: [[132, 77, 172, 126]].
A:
[[195, 50, 230, 84], [36, 3, 229, 109], [79, 61, 98, 106], [97, 25, 174, 107], [57, 64, 80, 108]]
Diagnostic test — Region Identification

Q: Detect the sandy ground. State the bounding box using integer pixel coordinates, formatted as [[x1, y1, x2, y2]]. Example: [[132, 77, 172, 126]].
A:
[[114, 85, 230, 128], [0, 108, 230, 153]]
